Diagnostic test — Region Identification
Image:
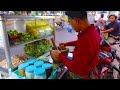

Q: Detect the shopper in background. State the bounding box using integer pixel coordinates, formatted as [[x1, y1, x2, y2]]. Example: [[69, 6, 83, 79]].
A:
[[117, 14, 120, 22], [96, 14, 105, 32], [100, 14, 120, 44], [95, 13, 107, 39], [51, 11, 101, 79]]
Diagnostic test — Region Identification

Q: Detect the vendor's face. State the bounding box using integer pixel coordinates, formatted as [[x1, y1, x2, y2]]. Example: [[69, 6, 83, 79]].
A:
[[109, 16, 116, 23], [68, 17, 81, 32]]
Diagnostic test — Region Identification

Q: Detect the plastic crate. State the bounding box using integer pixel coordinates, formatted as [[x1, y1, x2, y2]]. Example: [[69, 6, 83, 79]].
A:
[[12, 70, 25, 79], [12, 68, 57, 79], [48, 68, 57, 79]]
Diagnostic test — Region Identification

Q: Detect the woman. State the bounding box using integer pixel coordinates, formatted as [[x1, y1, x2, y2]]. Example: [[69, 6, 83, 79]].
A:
[[100, 14, 120, 44], [101, 14, 120, 79]]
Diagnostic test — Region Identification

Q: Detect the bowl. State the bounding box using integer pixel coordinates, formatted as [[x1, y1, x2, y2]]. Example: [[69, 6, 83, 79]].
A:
[[50, 47, 69, 63]]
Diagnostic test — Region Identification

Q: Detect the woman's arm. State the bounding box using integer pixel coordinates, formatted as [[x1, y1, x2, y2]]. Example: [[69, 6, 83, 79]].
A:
[[102, 28, 114, 33], [101, 22, 119, 33]]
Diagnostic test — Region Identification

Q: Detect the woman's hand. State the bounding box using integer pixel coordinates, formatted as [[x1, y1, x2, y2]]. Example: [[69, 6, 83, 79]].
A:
[[100, 30, 105, 34]]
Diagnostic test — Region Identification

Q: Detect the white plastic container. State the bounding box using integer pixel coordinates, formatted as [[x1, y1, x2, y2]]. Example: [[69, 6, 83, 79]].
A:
[[14, 19, 26, 33], [25, 65, 36, 79], [34, 67, 46, 79]]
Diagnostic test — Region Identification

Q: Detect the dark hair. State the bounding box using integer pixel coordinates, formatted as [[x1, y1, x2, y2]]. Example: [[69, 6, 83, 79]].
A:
[[101, 14, 104, 18], [109, 14, 117, 20], [65, 11, 87, 20]]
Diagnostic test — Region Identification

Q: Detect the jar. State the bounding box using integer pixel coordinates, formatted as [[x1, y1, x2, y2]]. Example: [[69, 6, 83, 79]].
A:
[[34, 68, 46, 79], [34, 61, 44, 68], [25, 58, 36, 65], [18, 63, 29, 77], [52, 63, 59, 69], [42, 63, 53, 78], [25, 65, 36, 79]]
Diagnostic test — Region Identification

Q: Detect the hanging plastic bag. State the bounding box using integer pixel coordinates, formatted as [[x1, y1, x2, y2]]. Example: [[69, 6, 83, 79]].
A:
[[66, 26, 73, 34], [64, 21, 74, 34]]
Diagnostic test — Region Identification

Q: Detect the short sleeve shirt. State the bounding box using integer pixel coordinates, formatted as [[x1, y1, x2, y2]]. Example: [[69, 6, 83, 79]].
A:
[[105, 21, 120, 36]]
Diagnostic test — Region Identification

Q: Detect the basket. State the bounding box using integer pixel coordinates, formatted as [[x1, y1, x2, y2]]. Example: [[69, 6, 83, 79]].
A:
[[48, 68, 57, 79]]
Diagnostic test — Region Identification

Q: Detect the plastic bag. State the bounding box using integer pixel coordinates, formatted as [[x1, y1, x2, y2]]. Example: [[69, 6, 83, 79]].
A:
[[64, 22, 74, 34]]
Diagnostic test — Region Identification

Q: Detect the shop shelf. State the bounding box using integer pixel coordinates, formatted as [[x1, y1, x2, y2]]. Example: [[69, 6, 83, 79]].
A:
[[1, 15, 55, 20], [10, 35, 54, 48], [0, 14, 56, 78]]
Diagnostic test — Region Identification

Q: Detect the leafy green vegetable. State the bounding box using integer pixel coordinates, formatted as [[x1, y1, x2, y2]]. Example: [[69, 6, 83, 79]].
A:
[[24, 39, 52, 58]]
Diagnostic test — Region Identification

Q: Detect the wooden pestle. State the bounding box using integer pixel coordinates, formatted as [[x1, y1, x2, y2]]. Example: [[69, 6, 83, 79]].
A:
[[50, 38, 69, 62], [51, 38, 58, 50], [50, 38, 60, 62]]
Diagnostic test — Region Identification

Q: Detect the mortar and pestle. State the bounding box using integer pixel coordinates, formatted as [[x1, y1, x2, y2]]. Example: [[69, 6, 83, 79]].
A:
[[50, 38, 69, 63]]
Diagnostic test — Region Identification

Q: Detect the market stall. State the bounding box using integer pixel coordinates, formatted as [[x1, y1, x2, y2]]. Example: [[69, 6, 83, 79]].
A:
[[0, 14, 70, 79]]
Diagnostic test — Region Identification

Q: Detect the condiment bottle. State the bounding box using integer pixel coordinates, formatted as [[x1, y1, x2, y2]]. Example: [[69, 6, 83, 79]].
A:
[[25, 65, 36, 79], [18, 63, 29, 77], [34, 61, 44, 68], [42, 63, 53, 78], [34, 67, 46, 79]]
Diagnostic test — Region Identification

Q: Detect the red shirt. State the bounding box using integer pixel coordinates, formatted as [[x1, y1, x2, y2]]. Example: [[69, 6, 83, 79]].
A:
[[59, 24, 101, 76]]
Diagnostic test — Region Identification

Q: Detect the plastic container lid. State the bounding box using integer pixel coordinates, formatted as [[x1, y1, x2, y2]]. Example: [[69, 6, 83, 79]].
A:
[[34, 61, 44, 67], [18, 63, 29, 70], [34, 68, 45, 75], [25, 65, 36, 73], [25, 58, 36, 65], [42, 63, 52, 69]]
